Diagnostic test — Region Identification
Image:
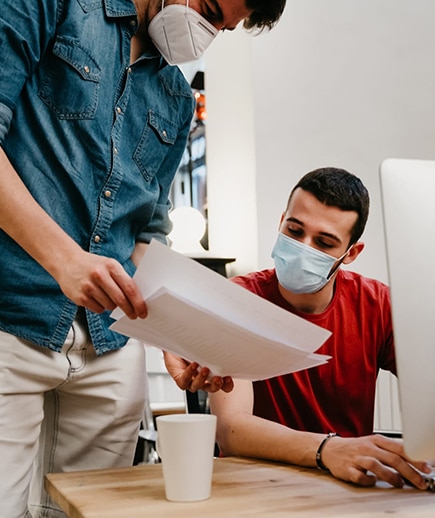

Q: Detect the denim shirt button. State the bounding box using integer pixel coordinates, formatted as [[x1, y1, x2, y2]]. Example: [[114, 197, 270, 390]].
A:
[[84, 65, 90, 74], [94, 235, 101, 243], [116, 106, 122, 114], [104, 190, 112, 198], [113, 147, 119, 155], [162, 130, 167, 138]]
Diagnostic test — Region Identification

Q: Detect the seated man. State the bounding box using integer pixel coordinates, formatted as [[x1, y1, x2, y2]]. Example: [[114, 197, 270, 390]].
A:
[[166, 167, 431, 490]]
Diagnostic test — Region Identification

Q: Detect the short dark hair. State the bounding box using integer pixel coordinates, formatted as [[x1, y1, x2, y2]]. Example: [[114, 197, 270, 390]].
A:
[[243, 0, 286, 31], [287, 167, 370, 245]]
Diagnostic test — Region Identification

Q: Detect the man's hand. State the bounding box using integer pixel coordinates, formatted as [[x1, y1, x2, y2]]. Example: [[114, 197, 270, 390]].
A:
[[56, 249, 148, 319], [321, 433, 432, 489], [163, 351, 234, 393]]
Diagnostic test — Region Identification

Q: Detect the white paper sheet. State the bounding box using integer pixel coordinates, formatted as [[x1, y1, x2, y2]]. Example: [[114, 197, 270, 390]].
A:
[[110, 240, 332, 381]]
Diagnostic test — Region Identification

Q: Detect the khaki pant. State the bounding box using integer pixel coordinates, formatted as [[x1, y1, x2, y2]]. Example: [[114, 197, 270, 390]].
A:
[[0, 315, 146, 518]]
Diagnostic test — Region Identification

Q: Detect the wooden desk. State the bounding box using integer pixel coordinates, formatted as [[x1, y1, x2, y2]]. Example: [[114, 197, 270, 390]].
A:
[[45, 457, 434, 517]]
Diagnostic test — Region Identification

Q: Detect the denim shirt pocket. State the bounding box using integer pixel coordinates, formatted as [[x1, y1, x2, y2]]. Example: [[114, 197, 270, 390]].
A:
[[133, 110, 178, 183], [38, 36, 101, 120]]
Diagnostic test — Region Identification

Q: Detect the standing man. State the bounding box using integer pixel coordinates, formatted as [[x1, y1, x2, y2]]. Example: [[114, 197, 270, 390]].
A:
[[0, 1, 286, 516]]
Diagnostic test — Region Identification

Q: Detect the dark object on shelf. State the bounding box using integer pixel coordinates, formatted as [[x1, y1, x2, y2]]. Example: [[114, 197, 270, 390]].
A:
[[190, 70, 204, 91], [189, 256, 235, 277]]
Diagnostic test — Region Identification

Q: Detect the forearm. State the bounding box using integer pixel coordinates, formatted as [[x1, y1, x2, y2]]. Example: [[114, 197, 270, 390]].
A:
[[211, 384, 432, 490], [215, 412, 324, 468], [0, 147, 82, 280]]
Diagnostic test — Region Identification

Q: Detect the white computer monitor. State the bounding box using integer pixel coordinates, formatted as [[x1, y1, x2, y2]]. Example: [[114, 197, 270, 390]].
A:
[[380, 158, 435, 461]]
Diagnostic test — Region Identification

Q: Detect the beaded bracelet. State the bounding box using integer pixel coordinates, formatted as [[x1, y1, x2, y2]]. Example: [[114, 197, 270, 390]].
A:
[[315, 432, 338, 471]]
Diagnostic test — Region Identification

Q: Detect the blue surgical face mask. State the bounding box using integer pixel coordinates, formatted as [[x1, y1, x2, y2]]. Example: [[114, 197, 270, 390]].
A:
[[271, 232, 348, 294]]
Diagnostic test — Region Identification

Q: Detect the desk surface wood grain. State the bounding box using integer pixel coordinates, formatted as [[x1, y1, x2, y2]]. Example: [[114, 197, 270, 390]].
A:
[[45, 457, 435, 517]]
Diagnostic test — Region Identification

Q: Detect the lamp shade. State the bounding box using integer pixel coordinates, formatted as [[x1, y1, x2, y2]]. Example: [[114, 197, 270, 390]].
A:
[[168, 206, 206, 255]]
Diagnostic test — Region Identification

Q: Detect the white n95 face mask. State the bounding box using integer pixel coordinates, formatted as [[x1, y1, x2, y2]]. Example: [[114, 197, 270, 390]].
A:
[[148, 0, 219, 65], [271, 232, 348, 294]]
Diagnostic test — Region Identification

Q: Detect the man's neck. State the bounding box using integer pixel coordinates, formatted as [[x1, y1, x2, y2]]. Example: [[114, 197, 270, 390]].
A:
[[130, 0, 154, 62], [278, 278, 337, 315], [133, 0, 149, 26]]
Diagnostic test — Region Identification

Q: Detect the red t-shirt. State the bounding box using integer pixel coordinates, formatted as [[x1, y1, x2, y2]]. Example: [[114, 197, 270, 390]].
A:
[[231, 269, 396, 437]]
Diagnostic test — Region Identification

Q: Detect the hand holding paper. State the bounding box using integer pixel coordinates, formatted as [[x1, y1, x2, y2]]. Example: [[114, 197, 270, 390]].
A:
[[162, 351, 235, 394], [110, 240, 331, 381]]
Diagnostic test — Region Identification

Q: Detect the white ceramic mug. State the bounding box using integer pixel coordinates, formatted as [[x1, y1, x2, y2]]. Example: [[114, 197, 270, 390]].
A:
[[156, 413, 217, 502]]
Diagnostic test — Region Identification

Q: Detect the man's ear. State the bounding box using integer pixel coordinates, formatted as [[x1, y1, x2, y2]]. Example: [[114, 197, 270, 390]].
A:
[[342, 241, 365, 265]]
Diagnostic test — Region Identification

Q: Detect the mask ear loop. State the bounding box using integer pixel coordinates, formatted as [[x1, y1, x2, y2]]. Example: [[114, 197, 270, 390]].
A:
[[326, 247, 351, 280]]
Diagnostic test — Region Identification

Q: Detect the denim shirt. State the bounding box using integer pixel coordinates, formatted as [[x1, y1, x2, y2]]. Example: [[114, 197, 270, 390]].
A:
[[0, 0, 195, 353]]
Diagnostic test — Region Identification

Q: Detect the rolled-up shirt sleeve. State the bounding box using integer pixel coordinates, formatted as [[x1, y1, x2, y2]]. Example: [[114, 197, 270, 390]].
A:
[[0, 0, 58, 144]]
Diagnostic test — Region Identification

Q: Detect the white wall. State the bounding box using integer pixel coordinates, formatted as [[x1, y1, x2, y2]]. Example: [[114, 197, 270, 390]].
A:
[[206, 0, 435, 284], [204, 0, 435, 432], [204, 30, 259, 276]]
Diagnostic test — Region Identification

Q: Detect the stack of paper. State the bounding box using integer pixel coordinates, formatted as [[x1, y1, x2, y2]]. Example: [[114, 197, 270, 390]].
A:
[[110, 240, 331, 381]]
